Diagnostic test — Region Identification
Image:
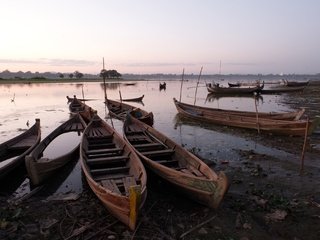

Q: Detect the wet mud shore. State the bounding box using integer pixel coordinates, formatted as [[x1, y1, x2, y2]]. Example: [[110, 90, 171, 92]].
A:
[[1, 84, 320, 240]]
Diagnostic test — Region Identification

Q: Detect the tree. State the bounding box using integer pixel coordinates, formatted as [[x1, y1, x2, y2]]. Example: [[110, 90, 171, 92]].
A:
[[69, 73, 74, 79], [74, 71, 83, 79], [100, 69, 109, 79], [57, 72, 64, 78]]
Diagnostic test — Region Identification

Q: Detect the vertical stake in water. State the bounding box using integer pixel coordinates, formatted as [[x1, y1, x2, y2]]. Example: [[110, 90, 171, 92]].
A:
[[102, 57, 107, 100], [81, 84, 85, 100], [194, 66, 203, 105], [300, 117, 309, 175], [179, 68, 185, 102], [254, 92, 260, 134]]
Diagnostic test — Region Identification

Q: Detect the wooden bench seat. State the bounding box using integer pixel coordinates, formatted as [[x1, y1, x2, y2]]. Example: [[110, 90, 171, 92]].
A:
[[87, 135, 113, 144], [101, 179, 121, 195], [94, 174, 134, 182], [132, 142, 164, 151], [91, 166, 130, 175], [87, 142, 116, 150], [155, 159, 179, 167], [140, 149, 175, 157], [86, 147, 123, 155], [87, 155, 129, 165]]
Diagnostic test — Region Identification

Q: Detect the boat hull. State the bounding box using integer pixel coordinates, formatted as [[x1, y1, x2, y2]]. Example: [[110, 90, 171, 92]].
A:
[[123, 115, 228, 209], [25, 114, 86, 185], [80, 114, 147, 230], [0, 119, 41, 179]]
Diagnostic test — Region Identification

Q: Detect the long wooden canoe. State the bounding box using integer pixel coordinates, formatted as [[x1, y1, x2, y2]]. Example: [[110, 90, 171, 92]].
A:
[[260, 85, 306, 94], [175, 98, 305, 121], [173, 98, 320, 136], [80, 114, 147, 230], [0, 119, 41, 179], [121, 95, 144, 102], [105, 98, 154, 126], [123, 114, 228, 209], [25, 114, 87, 185], [207, 83, 263, 94], [67, 95, 96, 122], [282, 79, 309, 87]]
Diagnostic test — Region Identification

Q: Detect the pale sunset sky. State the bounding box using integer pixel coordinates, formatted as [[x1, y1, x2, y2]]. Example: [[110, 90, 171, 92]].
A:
[[1, 0, 319, 75]]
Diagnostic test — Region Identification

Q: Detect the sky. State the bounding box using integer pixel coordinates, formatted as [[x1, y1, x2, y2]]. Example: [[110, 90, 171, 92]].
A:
[[1, 0, 320, 75]]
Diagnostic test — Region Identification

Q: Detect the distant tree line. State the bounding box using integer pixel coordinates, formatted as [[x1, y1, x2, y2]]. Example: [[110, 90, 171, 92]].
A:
[[99, 69, 122, 79]]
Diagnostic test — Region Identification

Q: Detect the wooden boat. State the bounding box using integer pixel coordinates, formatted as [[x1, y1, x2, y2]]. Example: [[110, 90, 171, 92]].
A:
[[121, 94, 144, 102], [207, 83, 263, 94], [0, 119, 41, 179], [173, 98, 320, 136], [123, 114, 228, 209], [105, 98, 154, 126], [80, 114, 147, 230], [228, 82, 241, 87], [123, 82, 137, 86], [25, 114, 87, 185], [282, 79, 309, 87], [176, 98, 305, 121], [159, 82, 166, 90], [260, 85, 306, 94], [67, 95, 96, 122]]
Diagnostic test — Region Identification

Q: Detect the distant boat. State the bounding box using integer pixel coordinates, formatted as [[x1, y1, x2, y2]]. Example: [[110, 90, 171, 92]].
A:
[[207, 82, 263, 95], [173, 98, 320, 136], [67, 95, 96, 122], [177, 98, 305, 121], [0, 119, 41, 179], [105, 98, 154, 126], [159, 82, 166, 90], [121, 94, 144, 102], [282, 79, 310, 87], [261, 85, 306, 94]]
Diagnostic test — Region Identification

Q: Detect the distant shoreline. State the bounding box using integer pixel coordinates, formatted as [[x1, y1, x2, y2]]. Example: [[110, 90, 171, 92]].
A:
[[0, 78, 149, 84]]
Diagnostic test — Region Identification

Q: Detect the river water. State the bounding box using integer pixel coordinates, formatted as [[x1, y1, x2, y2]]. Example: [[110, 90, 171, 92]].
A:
[[0, 77, 316, 199]]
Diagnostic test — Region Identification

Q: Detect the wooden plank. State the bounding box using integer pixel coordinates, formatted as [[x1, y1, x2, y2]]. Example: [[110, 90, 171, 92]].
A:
[[90, 166, 130, 175], [101, 179, 121, 195], [156, 159, 179, 167], [94, 174, 134, 182], [86, 147, 122, 155], [132, 142, 164, 151], [141, 149, 175, 157], [123, 176, 137, 195], [87, 155, 129, 165], [189, 165, 204, 177]]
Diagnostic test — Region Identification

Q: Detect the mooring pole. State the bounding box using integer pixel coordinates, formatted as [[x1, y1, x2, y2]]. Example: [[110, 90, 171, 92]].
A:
[[300, 117, 309, 175], [179, 68, 185, 102]]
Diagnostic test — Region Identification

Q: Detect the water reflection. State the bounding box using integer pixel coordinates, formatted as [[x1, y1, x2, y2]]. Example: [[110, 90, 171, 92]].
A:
[[206, 93, 264, 104], [42, 132, 81, 159]]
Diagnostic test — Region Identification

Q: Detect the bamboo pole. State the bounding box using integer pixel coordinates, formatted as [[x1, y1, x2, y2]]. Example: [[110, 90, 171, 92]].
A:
[[254, 93, 260, 134], [300, 117, 309, 175], [193, 66, 203, 105], [179, 68, 185, 102]]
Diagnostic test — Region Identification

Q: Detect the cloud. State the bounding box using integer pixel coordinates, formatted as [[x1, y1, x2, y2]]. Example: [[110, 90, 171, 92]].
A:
[[0, 58, 96, 67]]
